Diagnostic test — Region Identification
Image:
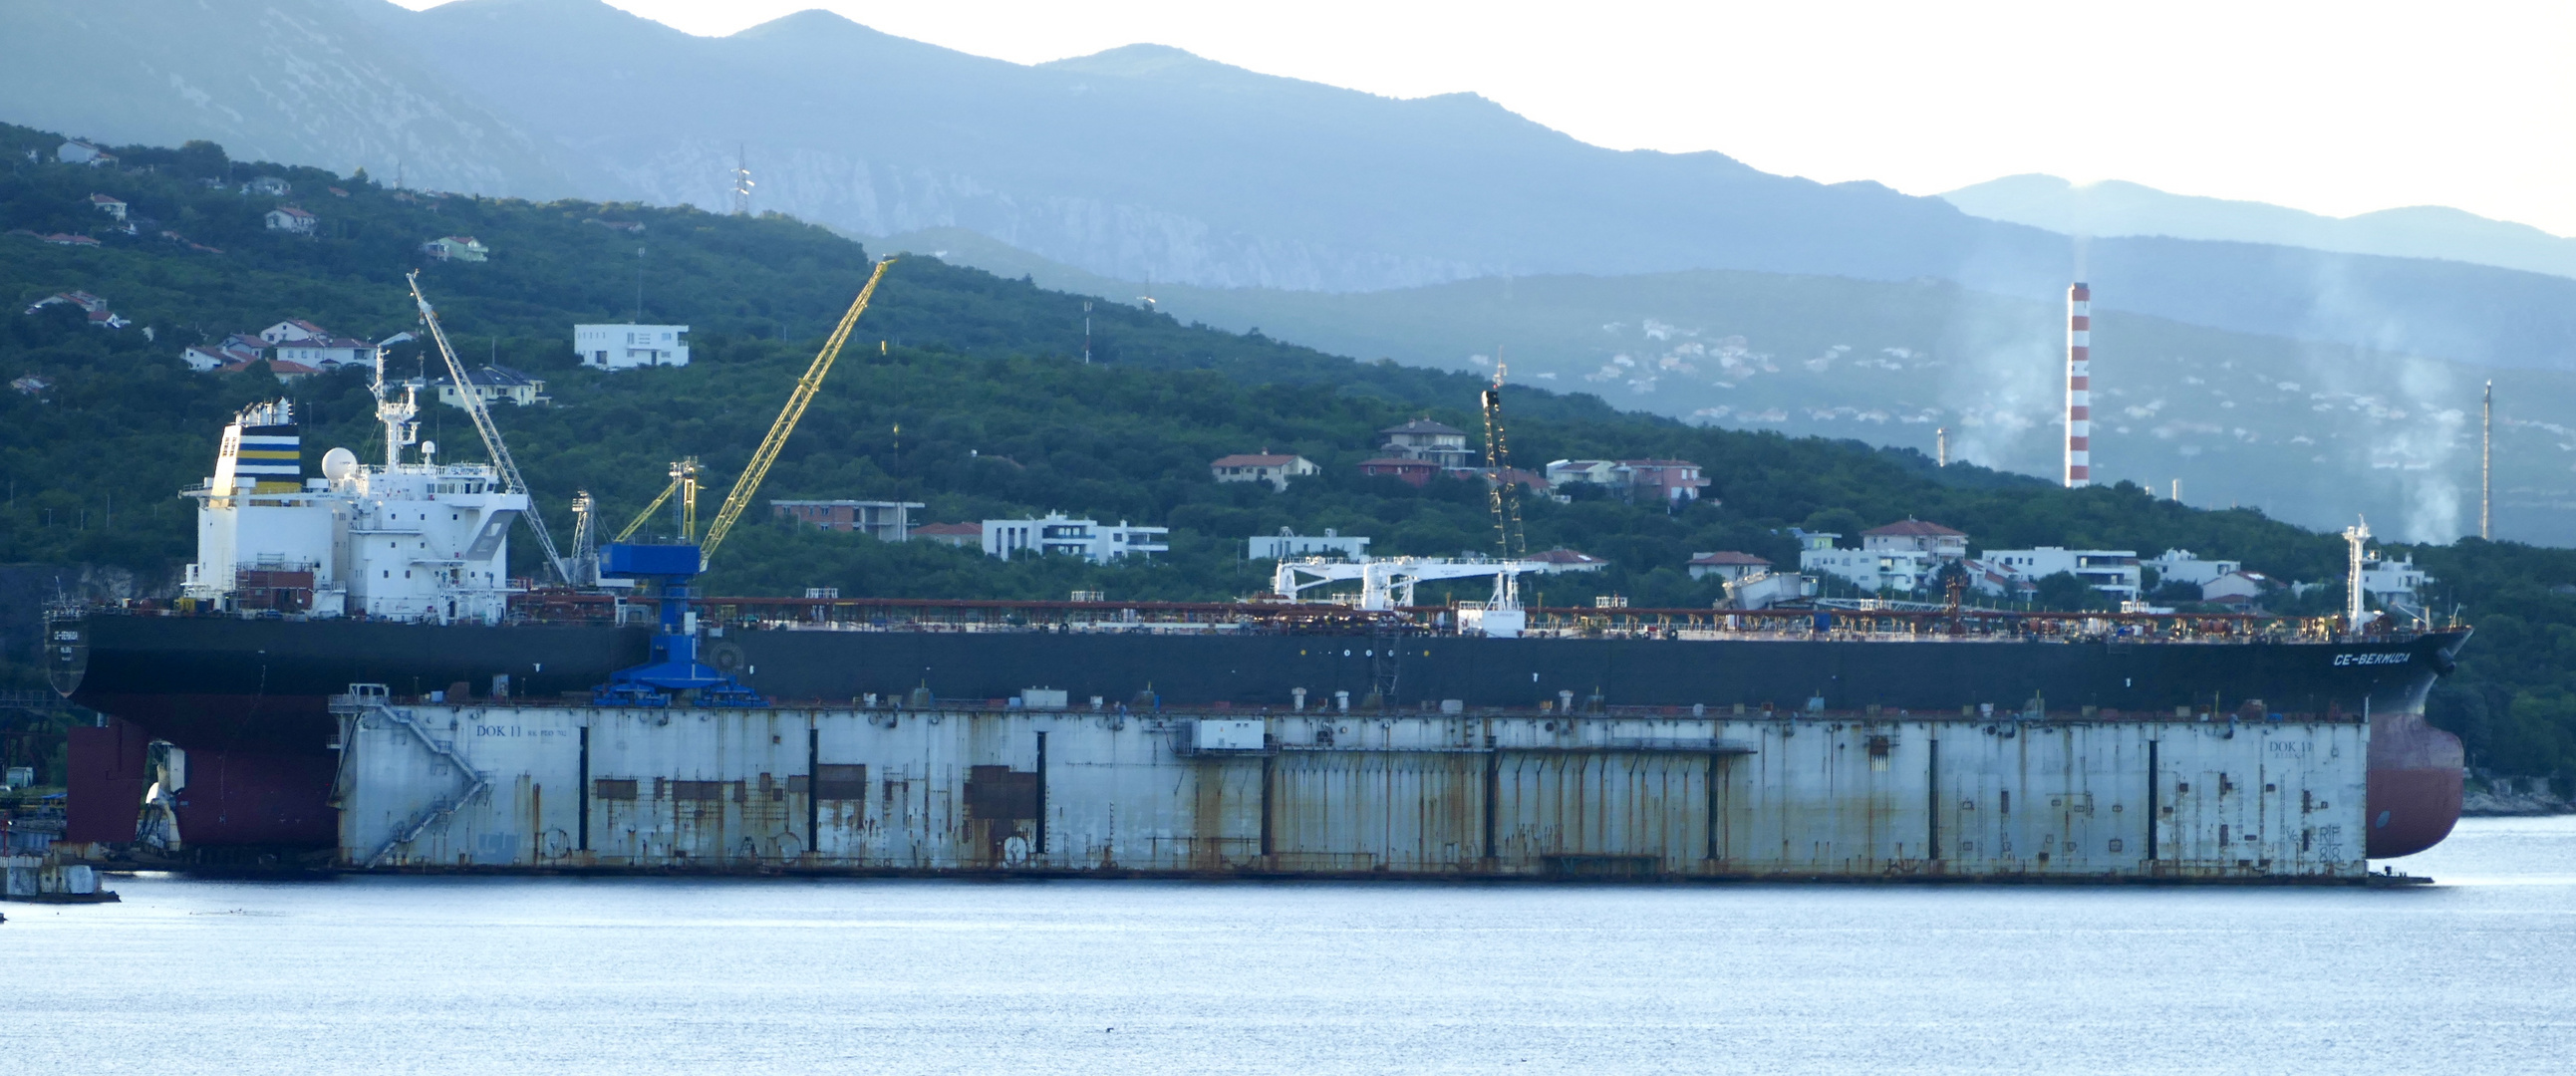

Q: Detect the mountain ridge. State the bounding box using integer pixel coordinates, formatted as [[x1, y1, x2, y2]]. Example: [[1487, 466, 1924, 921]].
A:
[[1944, 173, 2576, 281]]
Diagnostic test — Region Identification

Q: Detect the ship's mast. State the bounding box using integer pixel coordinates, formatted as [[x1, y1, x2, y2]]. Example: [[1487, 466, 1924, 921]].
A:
[[2344, 516, 2372, 634], [372, 333, 418, 467]]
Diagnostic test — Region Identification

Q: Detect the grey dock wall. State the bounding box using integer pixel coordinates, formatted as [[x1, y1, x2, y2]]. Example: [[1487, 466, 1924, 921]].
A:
[[335, 704, 2368, 882]]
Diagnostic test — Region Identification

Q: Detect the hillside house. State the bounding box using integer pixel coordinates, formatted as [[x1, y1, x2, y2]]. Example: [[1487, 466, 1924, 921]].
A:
[[422, 235, 488, 262], [910, 522, 984, 548], [1357, 457, 1438, 487], [1686, 551, 1772, 582], [1377, 418, 1475, 469], [1860, 519, 1968, 560], [57, 140, 115, 166], [575, 324, 690, 369], [2145, 550, 2242, 589], [40, 233, 100, 246], [982, 514, 1168, 564], [1798, 532, 1930, 594], [771, 500, 926, 541], [1212, 452, 1317, 492], [1983, 547, 2145, 601], [2201, 570, 2272, 605], [1544, 458, 1710, 503], [432, 365, 550, 407], [2360, 554, 2434, 606], [25, 291, 127, 328], [88, 193, 127, 221], [1620, 459, 1711, 504], [1545, 459, 1617, 487], [264, 206, 317, 234], [258, 321, 378, 369], [243, 176, 293, 196], [219, 356, 320, 382]]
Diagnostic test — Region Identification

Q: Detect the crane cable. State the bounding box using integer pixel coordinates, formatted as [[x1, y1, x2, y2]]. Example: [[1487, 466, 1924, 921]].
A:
[[700, 258, 895, 566]]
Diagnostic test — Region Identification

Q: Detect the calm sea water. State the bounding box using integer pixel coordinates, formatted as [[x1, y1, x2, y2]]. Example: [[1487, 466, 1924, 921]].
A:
[[10, 817, 2575, 1075]]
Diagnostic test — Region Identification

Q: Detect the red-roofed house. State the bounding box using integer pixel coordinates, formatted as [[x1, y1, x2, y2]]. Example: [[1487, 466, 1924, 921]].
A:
[[264, 206, 318, 234], [1357, 457, 1439, 487], [1211, 452, 1316, 492], [1686, 551, 1772, 582], [1618, 459, 1712, 504], [1860, 519, 1969, 559], [422, 235, 489, 262], [219, 356, 321, 383], [88, 193, 128, 220]]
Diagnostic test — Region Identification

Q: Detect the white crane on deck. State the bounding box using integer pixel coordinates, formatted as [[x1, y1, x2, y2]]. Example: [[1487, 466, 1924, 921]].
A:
[[1272, 556, 1535, 637]]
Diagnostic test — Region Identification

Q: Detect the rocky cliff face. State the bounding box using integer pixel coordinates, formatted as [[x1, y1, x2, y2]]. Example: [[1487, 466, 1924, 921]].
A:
[[0, 0, 576, 199]]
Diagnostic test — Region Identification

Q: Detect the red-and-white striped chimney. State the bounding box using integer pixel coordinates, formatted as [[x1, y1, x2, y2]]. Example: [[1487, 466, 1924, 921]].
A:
[[2065, 282, 2091, 488]]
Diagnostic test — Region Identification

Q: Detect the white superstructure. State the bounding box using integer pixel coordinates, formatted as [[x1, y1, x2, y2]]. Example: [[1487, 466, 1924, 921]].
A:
[[182, 384, 527, 624]]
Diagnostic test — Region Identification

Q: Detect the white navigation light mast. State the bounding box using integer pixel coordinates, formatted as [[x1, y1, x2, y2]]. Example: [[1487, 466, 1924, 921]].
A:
[[2344, 516, 2372, 634]]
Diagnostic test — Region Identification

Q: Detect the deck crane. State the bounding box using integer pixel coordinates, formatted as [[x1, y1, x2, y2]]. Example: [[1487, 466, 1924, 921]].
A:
[[1481, 354, 1526, 559], [407, 271, 575, 586], [594, 258, 896, 705]]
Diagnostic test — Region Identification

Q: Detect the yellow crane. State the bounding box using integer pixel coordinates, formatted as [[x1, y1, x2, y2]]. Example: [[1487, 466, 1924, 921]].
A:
[[613, 458, 701, 544], [698, 257, 895, 567]]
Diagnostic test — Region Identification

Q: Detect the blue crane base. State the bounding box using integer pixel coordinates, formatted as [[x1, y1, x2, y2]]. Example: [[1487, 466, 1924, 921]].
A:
[[593, 542, 767, 708]]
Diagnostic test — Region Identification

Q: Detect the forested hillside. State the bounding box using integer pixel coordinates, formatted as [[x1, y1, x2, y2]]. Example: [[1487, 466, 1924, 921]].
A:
[[1, 123, 2570, 781]]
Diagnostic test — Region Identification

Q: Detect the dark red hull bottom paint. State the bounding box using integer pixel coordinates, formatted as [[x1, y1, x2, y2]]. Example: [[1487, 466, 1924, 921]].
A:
[[2365, 708, 2466, 859]]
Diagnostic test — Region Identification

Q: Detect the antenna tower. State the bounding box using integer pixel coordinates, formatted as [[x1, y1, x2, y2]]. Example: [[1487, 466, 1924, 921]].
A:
[[729, 144, 753, 216], [1482, 353, 1525, 559], [2481, 380, 2492, 540]]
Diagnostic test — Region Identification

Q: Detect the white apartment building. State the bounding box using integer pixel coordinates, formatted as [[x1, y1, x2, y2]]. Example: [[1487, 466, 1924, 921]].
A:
[[575, 324, 691, 370], [2360, 554, 2434, 604], [983, 513, 1170, 564], [1982, 547, 2144, 600], [1797, 531, 1930, 593], [1250, 529, 1370, 561]]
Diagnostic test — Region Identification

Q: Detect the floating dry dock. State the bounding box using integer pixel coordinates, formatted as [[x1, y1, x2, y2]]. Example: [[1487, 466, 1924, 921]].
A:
[[334, 689, 2370, 882]]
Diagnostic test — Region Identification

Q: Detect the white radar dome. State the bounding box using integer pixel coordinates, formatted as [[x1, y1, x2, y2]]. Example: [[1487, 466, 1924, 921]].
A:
[[320, 446, 359, 482]]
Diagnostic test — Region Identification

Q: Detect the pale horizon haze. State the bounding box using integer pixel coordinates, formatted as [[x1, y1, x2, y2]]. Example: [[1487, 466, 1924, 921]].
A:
[[392, 0, 2576, 238]]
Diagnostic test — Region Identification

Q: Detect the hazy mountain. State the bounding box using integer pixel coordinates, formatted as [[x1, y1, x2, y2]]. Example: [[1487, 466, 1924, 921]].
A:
[[884, 226, 2574, 545], [6, 0, 2573, 376], [1944, 174, 2576, 281], [0, 0, 577, 198]]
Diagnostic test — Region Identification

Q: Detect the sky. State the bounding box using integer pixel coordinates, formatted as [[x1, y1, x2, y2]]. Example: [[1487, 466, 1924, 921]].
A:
[[398, 1, 2576, 237]]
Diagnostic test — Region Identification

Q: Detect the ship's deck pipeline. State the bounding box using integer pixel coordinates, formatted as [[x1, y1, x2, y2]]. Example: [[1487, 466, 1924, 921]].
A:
[[332, 699, 2372, 882]]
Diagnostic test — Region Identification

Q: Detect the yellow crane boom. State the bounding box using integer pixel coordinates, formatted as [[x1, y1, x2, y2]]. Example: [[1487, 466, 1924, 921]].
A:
[[699, 257, 894, 565]]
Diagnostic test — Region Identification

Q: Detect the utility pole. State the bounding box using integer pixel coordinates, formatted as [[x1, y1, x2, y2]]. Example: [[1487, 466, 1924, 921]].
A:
[[2481, 380, 2492, 540], [1082, 301, 1092, 365], [1935, 426, 1948, 467], [635, 246, 647, 322]]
